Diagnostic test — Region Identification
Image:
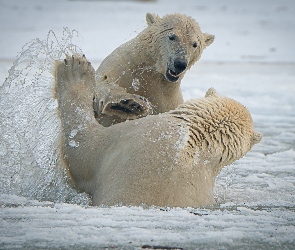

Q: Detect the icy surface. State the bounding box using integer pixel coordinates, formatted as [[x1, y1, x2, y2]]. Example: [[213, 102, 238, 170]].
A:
[[0, 0, 295, 249]]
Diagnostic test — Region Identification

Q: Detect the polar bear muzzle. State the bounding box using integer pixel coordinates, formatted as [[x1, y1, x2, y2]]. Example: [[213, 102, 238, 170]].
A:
[[165, 58, 188, 82], [165, 69, 180, 82]]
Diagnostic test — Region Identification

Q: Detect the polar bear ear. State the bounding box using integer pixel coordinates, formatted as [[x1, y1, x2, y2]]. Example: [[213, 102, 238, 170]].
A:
[[205, 88, 218, 98], [251, 132, 263, 146], [203, 33, 215, 47], [146, 13, 161, 26]]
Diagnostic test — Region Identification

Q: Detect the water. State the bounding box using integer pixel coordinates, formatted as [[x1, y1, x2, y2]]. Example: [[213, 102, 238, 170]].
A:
[[0, 29, 91, 205]]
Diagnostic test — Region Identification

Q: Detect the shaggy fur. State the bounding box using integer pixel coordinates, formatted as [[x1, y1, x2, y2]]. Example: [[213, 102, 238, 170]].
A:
[[55, 55, 261, 207], [94, 13, 214, 125]]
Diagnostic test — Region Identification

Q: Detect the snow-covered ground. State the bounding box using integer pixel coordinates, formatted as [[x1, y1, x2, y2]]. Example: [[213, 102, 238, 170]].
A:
[[0, 0, 294, 249]]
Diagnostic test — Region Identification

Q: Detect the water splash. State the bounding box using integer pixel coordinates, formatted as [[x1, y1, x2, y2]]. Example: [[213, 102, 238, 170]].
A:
[[0, 28, 91, 205]]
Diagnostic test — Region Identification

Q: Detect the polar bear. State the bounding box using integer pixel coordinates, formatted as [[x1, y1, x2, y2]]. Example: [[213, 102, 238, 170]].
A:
[[94, 13, 215, 126], [55, 55, 261, 207]]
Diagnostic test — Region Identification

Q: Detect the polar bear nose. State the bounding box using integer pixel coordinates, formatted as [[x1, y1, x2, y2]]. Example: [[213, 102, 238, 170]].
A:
[[174, 58, 188, 74]]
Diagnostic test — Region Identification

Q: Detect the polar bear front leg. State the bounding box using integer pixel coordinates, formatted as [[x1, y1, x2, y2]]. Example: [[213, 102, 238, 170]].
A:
[[93, 83, 153, 126]]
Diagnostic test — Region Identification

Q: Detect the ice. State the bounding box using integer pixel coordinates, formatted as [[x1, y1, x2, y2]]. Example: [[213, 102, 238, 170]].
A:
[[0, 194, 294, 249], [0, 0, 295, 249], [132, 78, 140, 91], [69, 140, 80, 148], [69, 129, 78, 139]]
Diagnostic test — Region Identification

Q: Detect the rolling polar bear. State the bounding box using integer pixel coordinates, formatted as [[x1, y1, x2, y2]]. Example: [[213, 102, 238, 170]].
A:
[[94, 13, 215, 126], [55, 55, 262, 207]]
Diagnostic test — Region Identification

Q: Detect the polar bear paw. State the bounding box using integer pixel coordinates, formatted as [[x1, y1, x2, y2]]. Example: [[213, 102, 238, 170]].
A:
[[94, 93, 153, 120], [105, 95, 151, 116], [55, 54, 96, 98]]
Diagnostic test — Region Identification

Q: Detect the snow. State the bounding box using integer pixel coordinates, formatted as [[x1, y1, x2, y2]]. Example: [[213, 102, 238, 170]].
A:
[[0, 0, 295, 249]]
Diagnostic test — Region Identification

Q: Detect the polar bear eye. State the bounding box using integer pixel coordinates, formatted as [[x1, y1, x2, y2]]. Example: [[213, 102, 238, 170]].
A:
[[168, 34, 176, 41], [193, 42, 198, 48]]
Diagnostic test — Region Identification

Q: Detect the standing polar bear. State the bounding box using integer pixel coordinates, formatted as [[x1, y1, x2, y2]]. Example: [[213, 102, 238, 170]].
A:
[[55, 55, 262, 207], [94, 13, 215, 126]]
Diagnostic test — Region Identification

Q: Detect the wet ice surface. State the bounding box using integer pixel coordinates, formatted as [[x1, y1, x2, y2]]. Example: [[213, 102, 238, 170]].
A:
[[1, 194, 294, 250], [1, 0, 295, 249]]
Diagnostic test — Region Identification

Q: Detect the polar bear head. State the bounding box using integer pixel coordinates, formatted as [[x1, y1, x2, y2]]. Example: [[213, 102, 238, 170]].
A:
[[170, 88, 262, 174], [145, 13, 215, 83]]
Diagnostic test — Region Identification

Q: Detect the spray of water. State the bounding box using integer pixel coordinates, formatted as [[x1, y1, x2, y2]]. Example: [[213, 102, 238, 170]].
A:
[[0, 28, 91, 205]]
